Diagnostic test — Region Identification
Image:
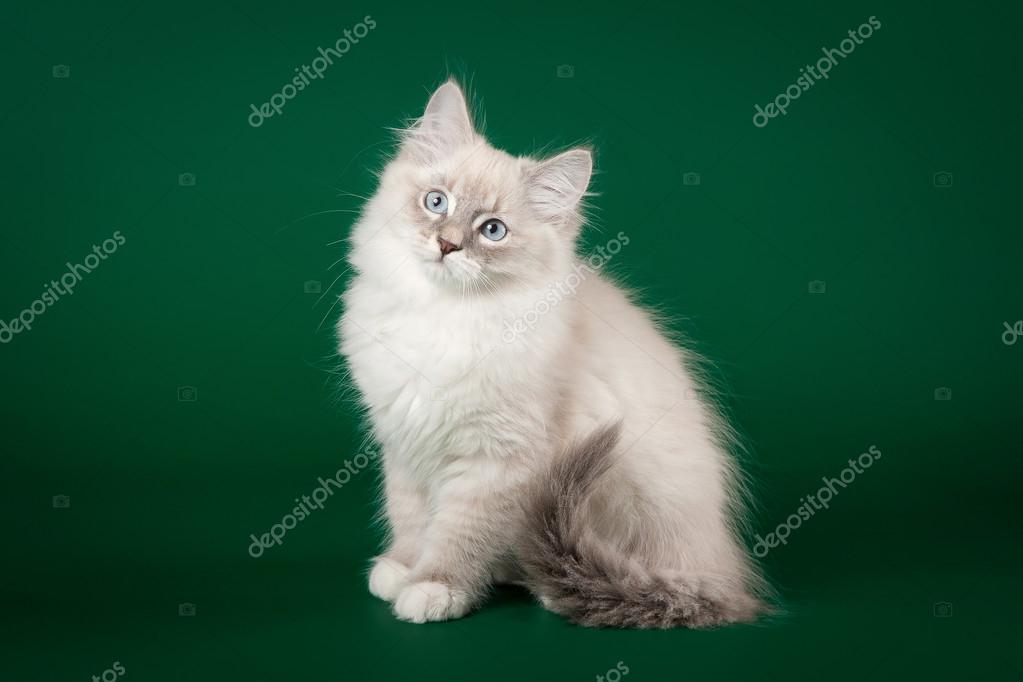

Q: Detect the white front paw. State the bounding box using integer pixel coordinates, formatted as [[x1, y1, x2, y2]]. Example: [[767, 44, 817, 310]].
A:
[[393, 581, 471, 623], [368, 557, 409, 602]]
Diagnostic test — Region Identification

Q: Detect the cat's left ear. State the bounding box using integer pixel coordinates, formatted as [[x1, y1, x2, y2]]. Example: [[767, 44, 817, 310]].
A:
[[528, 148, 593, 223], [402, 80, 476, 161]]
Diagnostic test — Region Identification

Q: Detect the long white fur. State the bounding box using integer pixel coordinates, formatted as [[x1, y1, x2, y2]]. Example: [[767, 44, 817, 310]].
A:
[[338, 80, 763, 625]]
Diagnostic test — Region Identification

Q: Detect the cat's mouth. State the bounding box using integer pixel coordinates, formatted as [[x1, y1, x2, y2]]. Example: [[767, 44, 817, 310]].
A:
[[436, 254, 466, 275], [423, 252, 482, 287], [412, 238, 483, 287]]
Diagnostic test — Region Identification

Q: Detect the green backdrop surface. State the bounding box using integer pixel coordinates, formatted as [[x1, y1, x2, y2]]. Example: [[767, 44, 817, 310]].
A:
[[2, 1, 1021, 680]]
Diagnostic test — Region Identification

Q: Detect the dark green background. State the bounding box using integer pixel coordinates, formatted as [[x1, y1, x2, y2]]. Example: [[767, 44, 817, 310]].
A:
[[3, 1, 1020, 680]]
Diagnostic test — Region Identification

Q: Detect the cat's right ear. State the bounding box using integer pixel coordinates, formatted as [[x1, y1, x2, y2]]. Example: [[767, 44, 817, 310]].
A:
[[401, 80, 476, 162]]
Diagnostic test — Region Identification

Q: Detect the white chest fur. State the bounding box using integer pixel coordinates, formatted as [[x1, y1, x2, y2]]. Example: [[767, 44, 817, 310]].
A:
[[340, 276, 561, 476]]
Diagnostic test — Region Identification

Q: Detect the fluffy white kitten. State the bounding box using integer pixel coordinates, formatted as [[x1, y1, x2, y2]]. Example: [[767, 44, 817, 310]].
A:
[[338, 80, 769, 627]]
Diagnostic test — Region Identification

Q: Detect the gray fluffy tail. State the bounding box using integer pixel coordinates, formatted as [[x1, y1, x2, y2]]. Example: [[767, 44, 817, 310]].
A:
[[519, 423, 764, 629]]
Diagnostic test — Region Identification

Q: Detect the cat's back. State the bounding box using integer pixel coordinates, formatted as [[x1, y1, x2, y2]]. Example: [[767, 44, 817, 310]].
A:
[[563, 272, 697, 428], [573, 273, 683, 370]]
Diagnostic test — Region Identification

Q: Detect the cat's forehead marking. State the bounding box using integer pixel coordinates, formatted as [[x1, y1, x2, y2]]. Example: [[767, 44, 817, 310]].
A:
[[445, 175, 504, 213]]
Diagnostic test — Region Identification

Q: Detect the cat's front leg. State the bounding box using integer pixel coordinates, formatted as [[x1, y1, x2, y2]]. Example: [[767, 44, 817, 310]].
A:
[[368, 463, 429, 602], [392, 464, 524, 624]]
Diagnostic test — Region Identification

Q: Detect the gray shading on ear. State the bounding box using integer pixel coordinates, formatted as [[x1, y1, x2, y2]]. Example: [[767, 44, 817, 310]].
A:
[[401, 80, 477, 162], [527, 148, 593, 223]]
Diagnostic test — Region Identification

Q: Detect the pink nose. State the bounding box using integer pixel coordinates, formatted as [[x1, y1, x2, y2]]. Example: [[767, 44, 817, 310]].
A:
[[438, 237, 462, 256]]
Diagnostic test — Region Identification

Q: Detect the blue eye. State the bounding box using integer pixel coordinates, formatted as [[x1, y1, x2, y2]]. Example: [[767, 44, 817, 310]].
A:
[[425, 190, 448, 214], [480, 219, 507, 241]]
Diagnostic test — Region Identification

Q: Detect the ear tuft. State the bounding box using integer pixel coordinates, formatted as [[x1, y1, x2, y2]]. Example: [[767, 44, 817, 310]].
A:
[[528, 148, 593, 223], [401, 80, 476, 162]]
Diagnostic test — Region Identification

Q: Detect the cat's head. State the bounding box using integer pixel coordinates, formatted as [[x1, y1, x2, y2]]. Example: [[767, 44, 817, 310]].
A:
[[359, 80, 592, 292]]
